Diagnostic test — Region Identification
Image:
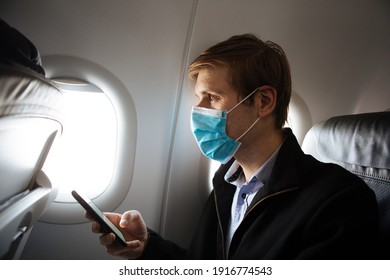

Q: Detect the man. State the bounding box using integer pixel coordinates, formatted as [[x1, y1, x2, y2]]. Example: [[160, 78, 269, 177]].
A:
[[89, 34, 379, 259]]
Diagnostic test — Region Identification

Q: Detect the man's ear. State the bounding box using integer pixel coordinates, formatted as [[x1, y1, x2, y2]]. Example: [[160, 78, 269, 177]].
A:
[[255, 85, 277, 118]]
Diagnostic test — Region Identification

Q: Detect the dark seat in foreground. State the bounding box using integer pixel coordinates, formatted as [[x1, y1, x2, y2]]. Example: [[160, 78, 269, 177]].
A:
[[302, 111, 390, 259]]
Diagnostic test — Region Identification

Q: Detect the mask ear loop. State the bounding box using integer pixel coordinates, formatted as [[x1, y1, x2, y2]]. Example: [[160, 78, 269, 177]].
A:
[[227, 87, 262, 141], [227, 87, 260, 114], [236, 117, 261, 141]]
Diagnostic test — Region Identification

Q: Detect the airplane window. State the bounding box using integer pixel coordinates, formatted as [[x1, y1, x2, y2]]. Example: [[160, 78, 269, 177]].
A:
[[38, 55, 136, 224], [42, 79, 117, 201], [208, 159, 220, 192], [284, 92, 312, 145]]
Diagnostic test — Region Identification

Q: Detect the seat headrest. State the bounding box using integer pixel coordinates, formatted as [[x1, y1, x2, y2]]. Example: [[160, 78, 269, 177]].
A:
[[303, 112, 390, 176], [0, 63, 63, 122], [0, 19, 45, 76], [303, 111, 390, 255]]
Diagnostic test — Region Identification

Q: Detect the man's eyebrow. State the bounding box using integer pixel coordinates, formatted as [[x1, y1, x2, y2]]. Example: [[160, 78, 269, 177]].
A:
[[194, 90, 211, 97], [198, 89, 226, 95]]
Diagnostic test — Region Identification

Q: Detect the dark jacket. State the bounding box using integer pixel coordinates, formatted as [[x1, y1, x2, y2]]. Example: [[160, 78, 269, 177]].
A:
[[143, 128, 379, 259]]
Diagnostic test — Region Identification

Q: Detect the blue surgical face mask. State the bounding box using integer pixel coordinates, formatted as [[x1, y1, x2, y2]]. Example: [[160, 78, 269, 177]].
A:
[[190, 88, 261, 164]]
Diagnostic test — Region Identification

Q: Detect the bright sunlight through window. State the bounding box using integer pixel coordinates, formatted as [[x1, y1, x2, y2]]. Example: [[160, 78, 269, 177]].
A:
[[43, 79, 117, 201]]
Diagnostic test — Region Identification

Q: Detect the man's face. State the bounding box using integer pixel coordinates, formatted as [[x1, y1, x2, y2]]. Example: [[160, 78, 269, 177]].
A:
[[194, 66, 259, 141]]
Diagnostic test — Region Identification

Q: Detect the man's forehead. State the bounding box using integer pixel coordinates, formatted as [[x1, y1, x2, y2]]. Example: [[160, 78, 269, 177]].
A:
[[194, 67, 233, 93], [196, 65, 230, 79]]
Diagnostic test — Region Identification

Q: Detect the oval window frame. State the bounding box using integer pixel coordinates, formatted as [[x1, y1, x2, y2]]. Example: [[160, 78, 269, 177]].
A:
[[39, 55, 137, 224]]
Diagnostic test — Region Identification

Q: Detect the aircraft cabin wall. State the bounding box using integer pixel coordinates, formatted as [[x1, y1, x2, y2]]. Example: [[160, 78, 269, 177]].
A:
[[0, 0, 389, 259]]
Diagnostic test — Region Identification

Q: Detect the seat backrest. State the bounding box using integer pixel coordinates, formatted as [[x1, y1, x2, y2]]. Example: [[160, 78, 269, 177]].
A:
[[0, 63, 63, 259], [0, 19, 63, 259], [302, 111, 390, 258]]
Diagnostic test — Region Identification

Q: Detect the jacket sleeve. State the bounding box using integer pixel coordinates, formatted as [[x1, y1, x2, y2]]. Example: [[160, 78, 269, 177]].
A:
[[138, 228, 187, 259]]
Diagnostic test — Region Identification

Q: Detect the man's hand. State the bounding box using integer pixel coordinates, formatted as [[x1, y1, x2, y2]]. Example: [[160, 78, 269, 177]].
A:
[[87, 210, 148, 259]]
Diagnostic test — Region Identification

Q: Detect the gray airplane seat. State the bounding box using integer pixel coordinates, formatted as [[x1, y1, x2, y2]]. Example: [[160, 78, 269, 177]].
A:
[[302, 111, 390, 259], [0, 19, 63, 259]]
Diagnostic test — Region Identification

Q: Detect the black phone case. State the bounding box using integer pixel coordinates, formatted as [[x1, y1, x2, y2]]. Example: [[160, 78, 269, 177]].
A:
[[71, 190, 127, 246]]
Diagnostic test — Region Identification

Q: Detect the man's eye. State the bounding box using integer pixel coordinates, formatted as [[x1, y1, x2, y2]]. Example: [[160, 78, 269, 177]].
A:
[[208, 94, 219, 101]]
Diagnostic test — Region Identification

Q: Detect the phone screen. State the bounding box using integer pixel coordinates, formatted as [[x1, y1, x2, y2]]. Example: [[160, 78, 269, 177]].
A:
[[71, 190, 127, 246]]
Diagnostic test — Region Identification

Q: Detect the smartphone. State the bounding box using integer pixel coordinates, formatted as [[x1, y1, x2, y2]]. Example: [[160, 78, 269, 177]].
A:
[[71, 190, 127, 247]]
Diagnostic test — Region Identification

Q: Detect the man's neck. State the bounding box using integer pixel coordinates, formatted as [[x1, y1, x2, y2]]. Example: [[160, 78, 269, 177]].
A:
[[234, 128, 284, 182]]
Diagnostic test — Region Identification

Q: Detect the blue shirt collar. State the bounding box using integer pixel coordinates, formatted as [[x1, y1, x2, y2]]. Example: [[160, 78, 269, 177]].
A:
[[224, 144, 282, 188]]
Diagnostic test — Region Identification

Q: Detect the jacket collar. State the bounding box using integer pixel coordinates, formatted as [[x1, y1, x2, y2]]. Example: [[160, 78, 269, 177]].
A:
[[254, 128, 303, 198], [212, 128, 303, 230]]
